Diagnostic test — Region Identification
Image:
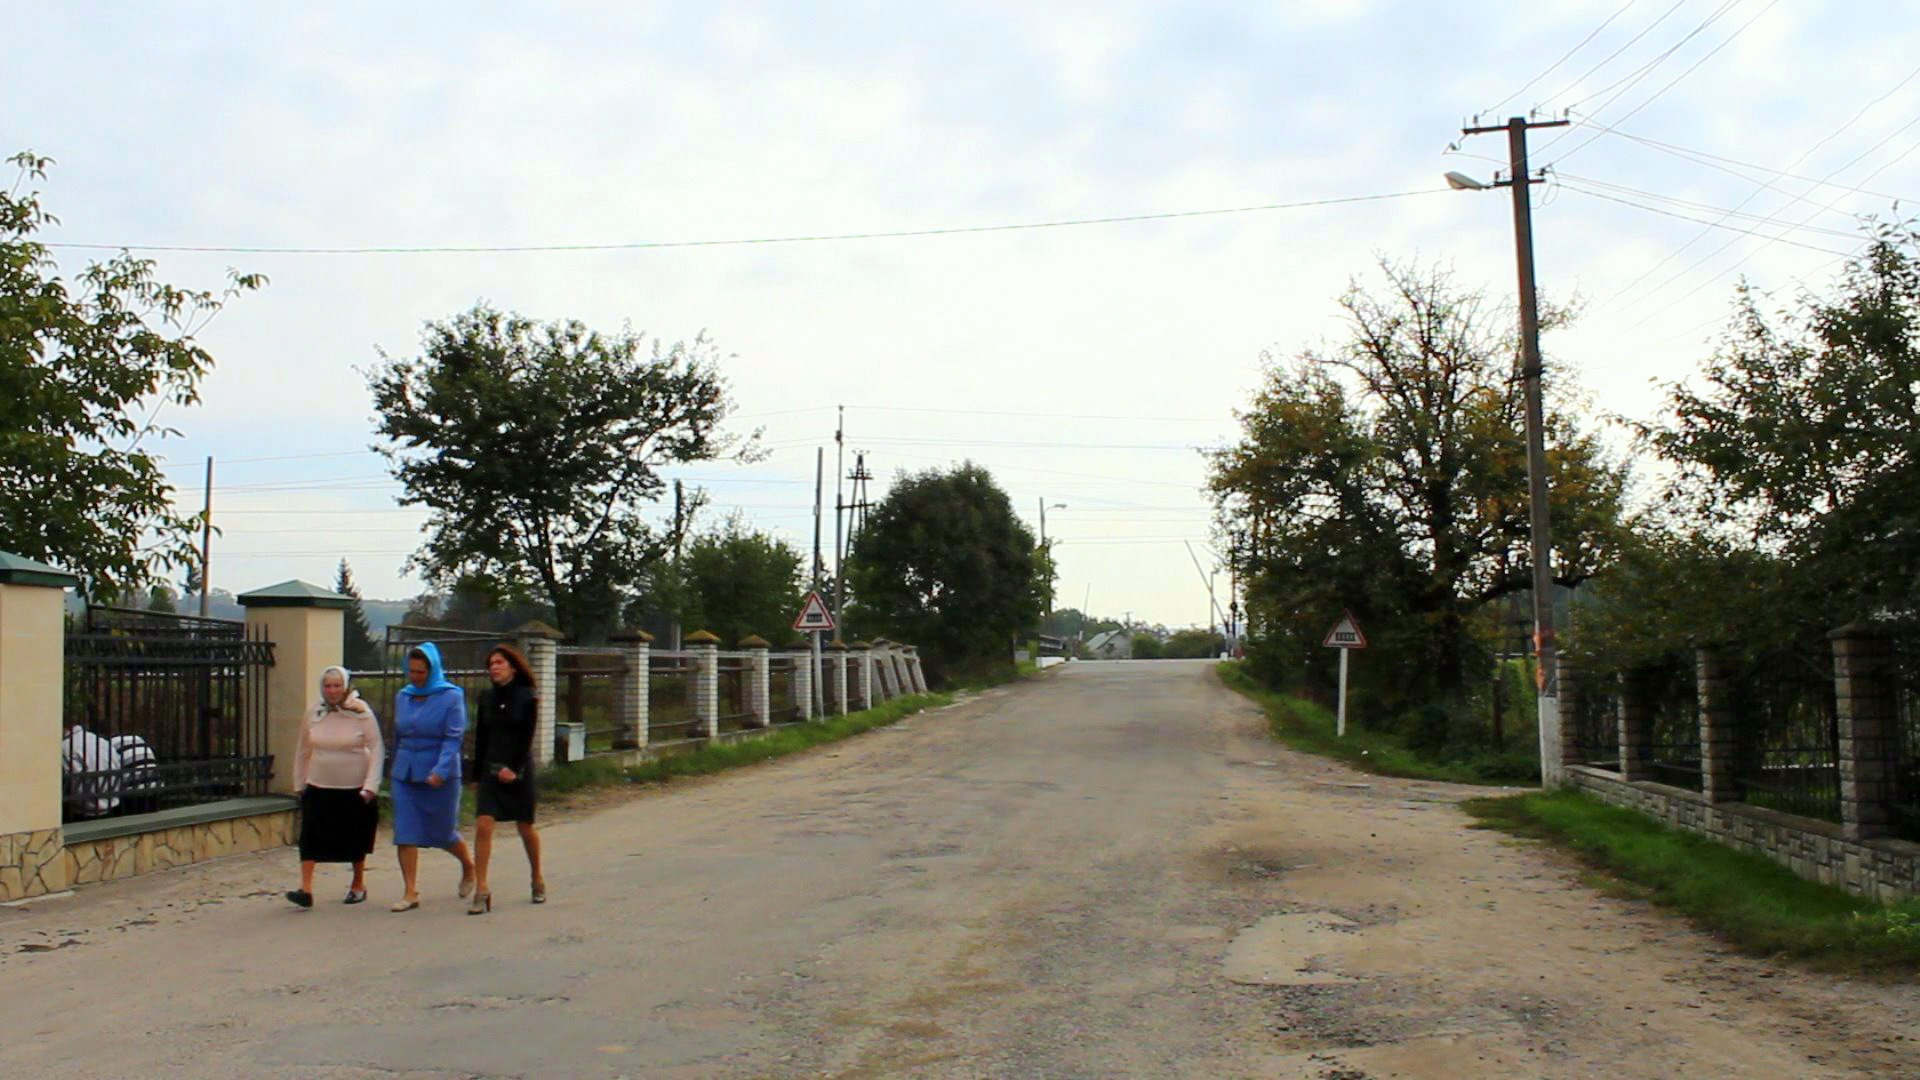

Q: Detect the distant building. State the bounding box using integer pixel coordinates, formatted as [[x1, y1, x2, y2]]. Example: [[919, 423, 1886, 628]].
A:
[[1085, 629, 1132, 660]]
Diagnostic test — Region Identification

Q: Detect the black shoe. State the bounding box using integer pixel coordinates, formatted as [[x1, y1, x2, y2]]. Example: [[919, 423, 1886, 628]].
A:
[[285, 889, 314, 909], [344, 889, 367, 905]]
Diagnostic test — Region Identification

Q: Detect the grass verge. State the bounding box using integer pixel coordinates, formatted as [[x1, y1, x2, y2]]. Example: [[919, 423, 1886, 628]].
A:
[[1216, 662, 1536, 785], [536, 692, 954, 798], [1464, 789, 1920, 974]]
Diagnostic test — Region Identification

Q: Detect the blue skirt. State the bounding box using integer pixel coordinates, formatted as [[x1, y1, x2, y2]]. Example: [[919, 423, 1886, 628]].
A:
[[390, 777, 462, 848]]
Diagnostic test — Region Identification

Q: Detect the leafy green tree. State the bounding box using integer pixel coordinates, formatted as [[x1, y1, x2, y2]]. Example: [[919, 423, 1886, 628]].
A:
[[335, 560, 384, 671], [367, 305, 749, 640], [1209, 258, 1627, 715], [1131, 634, 1164, 660], [1041, 608, 1122, 640], [656, 515, 805, 644], [0, 152, 263, 597], [144, 584, 178, 613], [846, 463, 1045, 682], [1162, 628, 1226, 658]]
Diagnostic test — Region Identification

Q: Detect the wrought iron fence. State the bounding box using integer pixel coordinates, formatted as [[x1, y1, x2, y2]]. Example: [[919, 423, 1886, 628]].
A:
[[769, 654, 804, 724], [648, 650, 701, 744], [62, 606, 275, 820], [1644, 654, 1703, 791], [1732, 647, 1841, 823], [356, 626, 503, 769], [1891, 635, 1920, 842], [716, 653, 753, 733], [1570, 675, 1621, 771]]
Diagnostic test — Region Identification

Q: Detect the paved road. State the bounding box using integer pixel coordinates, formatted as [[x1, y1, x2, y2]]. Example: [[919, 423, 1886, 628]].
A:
[[3, 661, 1915, 1078]]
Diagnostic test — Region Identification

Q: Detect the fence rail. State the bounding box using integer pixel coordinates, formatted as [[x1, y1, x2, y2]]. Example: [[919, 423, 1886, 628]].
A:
[[62, 607, 274, 821], [1732, 649, 1841, 823]]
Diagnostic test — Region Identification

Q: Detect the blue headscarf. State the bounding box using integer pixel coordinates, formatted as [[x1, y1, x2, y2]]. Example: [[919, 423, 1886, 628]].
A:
[[399, 641, 459, 697]]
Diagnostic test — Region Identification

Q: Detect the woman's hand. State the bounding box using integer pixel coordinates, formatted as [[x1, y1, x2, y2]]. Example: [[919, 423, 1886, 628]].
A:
[[496, 767, 518, 784], [360, 788, 376, 803], [426, 773, 444, 788]]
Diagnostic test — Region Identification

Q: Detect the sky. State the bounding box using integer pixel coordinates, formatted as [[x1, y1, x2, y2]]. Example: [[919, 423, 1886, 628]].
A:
[[8, 1, 1917, 627]]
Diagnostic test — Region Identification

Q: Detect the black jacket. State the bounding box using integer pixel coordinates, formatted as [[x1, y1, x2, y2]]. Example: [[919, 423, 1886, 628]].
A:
[[474, 680, 537, 778]]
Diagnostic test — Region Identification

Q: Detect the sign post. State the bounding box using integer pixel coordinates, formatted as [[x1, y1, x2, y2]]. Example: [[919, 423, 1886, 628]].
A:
[[1321, 610, 1367, 737], [793, 592, 837, 716]]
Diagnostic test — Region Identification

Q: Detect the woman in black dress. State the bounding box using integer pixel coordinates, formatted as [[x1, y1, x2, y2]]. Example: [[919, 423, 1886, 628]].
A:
[[468, 644, 545, 914]]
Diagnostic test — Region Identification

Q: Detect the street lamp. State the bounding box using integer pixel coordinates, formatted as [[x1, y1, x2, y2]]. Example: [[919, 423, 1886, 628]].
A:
[[1038, 499, 1067, 625], [1452, 113, 1570, 779]]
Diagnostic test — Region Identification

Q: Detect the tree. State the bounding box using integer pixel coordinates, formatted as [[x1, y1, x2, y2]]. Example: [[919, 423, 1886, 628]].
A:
[[144, 584, 178, 613], [1162, 628, 1226, 659], [657, 515, 805, 645], [335, 560, 384, 671], [1209, 258, 1627, 716], [846, 463, 1045, 683], [0, 152, 263, 597], [1131, 634, 1164, 660], [367, 305, 749, 641]]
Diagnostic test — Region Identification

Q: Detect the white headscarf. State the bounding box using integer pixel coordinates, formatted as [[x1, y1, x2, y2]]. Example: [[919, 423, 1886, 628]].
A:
[[314, 665, 361, 720]]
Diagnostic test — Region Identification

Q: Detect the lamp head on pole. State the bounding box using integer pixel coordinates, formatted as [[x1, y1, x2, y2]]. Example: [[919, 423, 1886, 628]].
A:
[[1444, 170, 1489, 191]]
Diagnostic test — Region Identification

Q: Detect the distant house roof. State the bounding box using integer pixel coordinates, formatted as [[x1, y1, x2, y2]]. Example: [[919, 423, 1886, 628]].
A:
[[1087, 630, 1128, 653]]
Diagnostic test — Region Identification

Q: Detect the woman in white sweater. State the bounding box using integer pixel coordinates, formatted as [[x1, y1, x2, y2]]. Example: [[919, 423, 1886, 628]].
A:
[[286, 666, 385, 908]]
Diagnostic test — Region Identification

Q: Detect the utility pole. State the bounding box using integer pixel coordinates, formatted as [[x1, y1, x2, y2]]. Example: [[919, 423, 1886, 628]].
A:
[[832, 406, 845, 620], [670, 479, 685, 650], [1462, 114, 1568, 765], [811, 446, 826, 715], [198, 456, 213, 617]]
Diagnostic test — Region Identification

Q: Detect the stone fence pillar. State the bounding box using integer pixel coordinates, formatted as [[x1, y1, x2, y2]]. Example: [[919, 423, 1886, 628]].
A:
[[1831, 624, 1900, 842], [686, 631, 720, 738], [827, 639, 850, 716], [877, 641, 903, 700], [0, 553, 79, 901], [240, 580, 350, 797], [790, 645, 815, 720], [1697, 646, 1740, 803], [610, 628, 652, 750], [1618, 668, 1656, 782], [851, 642, 875, 711], [516, 621, 564, 765], [742, 636, 772, 728], [1556, 653, 1585, 773], [904, 646, 929, 694]]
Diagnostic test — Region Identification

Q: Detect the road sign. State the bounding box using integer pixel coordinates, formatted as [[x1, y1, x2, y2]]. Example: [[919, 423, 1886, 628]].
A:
[[1322, 610, 1367, 649], [793, 591, 836, 633]]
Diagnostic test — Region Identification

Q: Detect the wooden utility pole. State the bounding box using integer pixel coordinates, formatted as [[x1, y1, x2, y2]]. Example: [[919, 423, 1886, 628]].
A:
[[198, 456, 214, 616]]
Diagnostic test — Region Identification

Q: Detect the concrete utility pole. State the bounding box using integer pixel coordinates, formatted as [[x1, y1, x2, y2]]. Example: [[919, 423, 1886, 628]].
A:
[[1459, 114, 1568, 774]]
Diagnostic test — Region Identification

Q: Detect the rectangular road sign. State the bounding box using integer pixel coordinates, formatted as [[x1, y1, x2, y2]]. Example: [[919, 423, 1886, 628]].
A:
[[1322, 610, 1366, 649], [793, 591, 836, 633]]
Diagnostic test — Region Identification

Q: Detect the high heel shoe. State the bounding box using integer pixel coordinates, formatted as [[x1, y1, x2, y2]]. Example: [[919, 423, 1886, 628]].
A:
[[531, 881, 547, 904], [458, 875, 475, 900], [467, 890, 491, 915]]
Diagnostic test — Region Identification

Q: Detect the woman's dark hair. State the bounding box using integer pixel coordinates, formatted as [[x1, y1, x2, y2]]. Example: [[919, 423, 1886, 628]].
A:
[[489, 644, 537, 689], [407, 647, 429, 666]]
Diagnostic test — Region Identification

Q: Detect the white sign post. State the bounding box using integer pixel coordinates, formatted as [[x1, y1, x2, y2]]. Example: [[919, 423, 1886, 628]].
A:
[[1322, 610, 1367, 737], [793, 592, 837, 716]]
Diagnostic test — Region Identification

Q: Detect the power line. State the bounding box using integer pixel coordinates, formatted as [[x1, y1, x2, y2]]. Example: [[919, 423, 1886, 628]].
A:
[[1538, 0, 1691, 112], [1558, 182, 1856, 255], [1478, 0, 1643, 119], [44, 189, 1449, 256], [1558, 174, 1865, 238], [848, 404, 1222, 423], [1567, 120, 1915, 202]]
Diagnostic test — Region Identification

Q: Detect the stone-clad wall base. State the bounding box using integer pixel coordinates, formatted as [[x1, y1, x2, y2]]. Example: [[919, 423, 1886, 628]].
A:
[[1566, 767, 1919, 903], [0, 827, 67, 901], [60, 811, 295, 888]]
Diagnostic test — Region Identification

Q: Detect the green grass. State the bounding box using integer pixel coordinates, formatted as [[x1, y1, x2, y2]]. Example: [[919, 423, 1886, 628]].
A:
[[1216, 662, 1537, 785], [1464, 790, 1920, 974], [534, 692, 954, 796]]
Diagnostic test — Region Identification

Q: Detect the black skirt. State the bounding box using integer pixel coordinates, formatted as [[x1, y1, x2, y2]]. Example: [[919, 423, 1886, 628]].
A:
[[299, 785, 379, 863], [475, 770, 536, 824]]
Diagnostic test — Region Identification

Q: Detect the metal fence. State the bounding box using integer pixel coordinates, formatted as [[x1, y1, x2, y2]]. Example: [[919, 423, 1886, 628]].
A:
[[716, 652, 753, 734], [1570, 674, 1620, 770], [556, 646, 632, 755], [648, 650, 701, 744], [356, 626, 503, 769], [769, 654, 804, 724], [1732, 647, 1841, 823], [1644, 655, 1703, 791], [62, 606, 275, 821], [1891, 637, 1920, 842]]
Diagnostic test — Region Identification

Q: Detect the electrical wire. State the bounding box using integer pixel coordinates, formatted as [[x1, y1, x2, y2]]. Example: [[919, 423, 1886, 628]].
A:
[[1539, 0, 1692, 113], [1558, 182, 1857, 255], [1479, 0, 1643, 119], [44, 189, 1449, 256], [1558, 173, 1865, 238], [1567, 120, 1914, 202]]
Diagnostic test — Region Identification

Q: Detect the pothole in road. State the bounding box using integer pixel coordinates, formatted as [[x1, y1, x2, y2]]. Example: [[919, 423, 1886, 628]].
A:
[[1223, 912, 1363, 987]]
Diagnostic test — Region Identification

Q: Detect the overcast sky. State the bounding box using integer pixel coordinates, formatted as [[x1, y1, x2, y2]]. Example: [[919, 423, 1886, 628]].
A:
[[9, 1, 1915, 627]]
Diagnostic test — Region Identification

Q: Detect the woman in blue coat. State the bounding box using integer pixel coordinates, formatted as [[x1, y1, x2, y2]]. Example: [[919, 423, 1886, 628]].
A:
[[388, 643, 476, 912]]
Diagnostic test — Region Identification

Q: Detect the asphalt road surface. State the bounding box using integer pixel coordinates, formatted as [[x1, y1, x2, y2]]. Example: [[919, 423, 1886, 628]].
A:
[[3, 661, 1915, 1078]]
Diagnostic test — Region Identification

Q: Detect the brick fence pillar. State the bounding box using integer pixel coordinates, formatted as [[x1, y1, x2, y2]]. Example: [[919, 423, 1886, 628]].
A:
[[1830, 623, 1900, 842], [1556, 652, 1585, 773], [826, 639, 849, 716], [686, 631, 720, 739], [610, 628, 652, 750], [0, 552, 79, 901], [742, 636, 772, 728], [1618, 668, 1655, 782], [516, 621, 564, 765], [1697, 646, 1740, 803], [240, 580, 350, 796], [789, 645, 815, 720]]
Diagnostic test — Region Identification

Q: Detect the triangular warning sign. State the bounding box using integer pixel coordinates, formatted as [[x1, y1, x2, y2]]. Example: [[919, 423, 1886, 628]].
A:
[[1322, 610, 1366, 649], [793, 591, 836, 632]]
